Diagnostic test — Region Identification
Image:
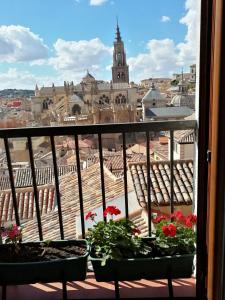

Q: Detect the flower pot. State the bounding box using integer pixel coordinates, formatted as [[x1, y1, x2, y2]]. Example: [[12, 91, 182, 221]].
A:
[[90, 253, 194, 282], [0, 239, 89, 285]]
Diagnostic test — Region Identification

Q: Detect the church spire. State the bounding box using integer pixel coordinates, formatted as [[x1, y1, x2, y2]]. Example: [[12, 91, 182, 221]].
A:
[[112, 19, 129, 84], [116, 17, 121, 42]]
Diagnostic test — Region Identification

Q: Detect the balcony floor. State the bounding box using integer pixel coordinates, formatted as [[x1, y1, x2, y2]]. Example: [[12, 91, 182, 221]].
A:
[[0, 273, 196, 299]]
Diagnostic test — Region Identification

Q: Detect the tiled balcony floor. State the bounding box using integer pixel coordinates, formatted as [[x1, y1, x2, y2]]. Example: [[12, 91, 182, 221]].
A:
[[0, 273, 196, 299]]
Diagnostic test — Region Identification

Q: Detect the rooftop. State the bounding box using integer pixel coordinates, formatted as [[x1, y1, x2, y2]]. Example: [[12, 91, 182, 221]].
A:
[[22, 163, 131, 241], [0, 185, 55, 225], [145, 107, 194, 118], [128, 160, 193, 207]]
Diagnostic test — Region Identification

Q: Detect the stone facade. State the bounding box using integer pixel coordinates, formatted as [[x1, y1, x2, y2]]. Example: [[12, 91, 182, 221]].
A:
[[31, 23, 138, 126]]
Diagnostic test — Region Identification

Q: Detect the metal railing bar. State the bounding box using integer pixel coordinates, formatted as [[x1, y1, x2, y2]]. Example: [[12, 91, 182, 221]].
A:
[[146, 131, 151, 236], [3, 138, 20, 226], [27, 137, 43, 240], [122, 132, 129, 219], [74, 134, 85, 238], [170, 130, 174, 215], [50, 135, 64, 240], [98, 133, 106, 222], [0, 120, 197, 138]]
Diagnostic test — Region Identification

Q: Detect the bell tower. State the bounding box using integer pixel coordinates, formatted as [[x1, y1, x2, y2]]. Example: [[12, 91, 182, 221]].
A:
[[112, 20, 129, 84]]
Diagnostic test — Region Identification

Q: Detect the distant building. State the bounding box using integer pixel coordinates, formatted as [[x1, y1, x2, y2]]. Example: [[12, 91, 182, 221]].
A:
[[173, 64, 196, 84], [142, 82, 168, 121], [144, 106, 194, 121], [170, 78, 195, 109], [31, 23, 139, 128]]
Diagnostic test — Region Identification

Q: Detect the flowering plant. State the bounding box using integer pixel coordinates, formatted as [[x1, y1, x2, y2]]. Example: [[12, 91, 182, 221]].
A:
[[86, 206, 151, 265], [153, 210, 197, 256], [0, 224, 22, 253]]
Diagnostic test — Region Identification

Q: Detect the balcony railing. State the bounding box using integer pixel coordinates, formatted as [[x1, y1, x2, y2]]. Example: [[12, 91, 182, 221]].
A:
[[0, 119, 197, 299]]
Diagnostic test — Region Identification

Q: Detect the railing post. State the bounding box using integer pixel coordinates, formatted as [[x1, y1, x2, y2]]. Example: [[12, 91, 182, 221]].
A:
[[146, 131, 152, 236], [50, 135, 64, 240], [27, 137, 43, 240], [74, 134, 85, 238], [170, 130, 174, 215], [98, 133, 106, 222], [122, 132, 129, 219], [3, 138, 20, 226]]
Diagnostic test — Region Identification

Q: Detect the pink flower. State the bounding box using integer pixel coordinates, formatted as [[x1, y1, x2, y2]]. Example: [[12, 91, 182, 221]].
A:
[[85, 211, 97, 221], [103, 206, 121, 217]]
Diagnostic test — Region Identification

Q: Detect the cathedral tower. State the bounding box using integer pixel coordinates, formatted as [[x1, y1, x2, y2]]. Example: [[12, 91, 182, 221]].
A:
[[112, 21, 129, 84]]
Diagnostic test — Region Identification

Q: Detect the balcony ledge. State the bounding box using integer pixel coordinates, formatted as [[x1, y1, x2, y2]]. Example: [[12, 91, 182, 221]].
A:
[[0, 273, 195, 299]]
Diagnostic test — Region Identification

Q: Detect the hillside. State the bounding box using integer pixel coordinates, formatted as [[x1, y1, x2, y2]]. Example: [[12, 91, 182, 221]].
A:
[[0, 89, 34, 98]]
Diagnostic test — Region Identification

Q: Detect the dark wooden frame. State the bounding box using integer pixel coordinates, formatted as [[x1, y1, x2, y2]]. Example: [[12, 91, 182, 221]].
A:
[[196, 0, 213, 299]]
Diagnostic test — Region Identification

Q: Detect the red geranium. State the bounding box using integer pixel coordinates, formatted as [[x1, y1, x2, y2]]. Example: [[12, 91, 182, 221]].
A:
[[153, 215, 168, 223], [103, 206, 121, 217], [85, 211, 97, 221], [162, 223, 177, 237], [171, 210, 186, 223], [185, 214, 197, 228]]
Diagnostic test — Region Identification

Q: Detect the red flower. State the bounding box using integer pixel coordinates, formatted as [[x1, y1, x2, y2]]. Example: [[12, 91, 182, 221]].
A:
[[162, 223, 177, 237], [132, 227, 141, 235], [85, 211, 97, 221], [185, 219, 193, 228], [171, 210, 185, 223], [185, 214, 197, 227], [103, 206, 121, 217], [2, 224, 21, 240], [153, 215, 168, 223]]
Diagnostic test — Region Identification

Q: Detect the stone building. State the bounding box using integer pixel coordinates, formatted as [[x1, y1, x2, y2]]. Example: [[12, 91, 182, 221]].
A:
[[31, 23, 139, 126], [170, 78, 195, 110]]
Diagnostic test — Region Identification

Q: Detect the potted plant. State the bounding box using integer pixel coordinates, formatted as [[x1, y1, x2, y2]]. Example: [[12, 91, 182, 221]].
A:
[[86, 206, 196, 298], [0, 224, 89, 300]]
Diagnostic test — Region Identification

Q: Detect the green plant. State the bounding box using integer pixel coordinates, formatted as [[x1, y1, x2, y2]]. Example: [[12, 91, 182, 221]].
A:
[[153, 211, 197, 256], [86, 206, 151, 265]]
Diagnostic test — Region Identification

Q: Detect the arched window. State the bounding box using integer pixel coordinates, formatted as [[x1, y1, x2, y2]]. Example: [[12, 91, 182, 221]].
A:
[[43, 99, 48, 110], [99, 94, 110, 105], [72, 104, 81, 115], [115, 94, 126, 105]]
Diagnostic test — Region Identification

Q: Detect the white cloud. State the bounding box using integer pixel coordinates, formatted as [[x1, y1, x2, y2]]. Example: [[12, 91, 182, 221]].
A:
[[0, 68, 60, 90], [128, 39, 178, 80], [161, 16, 171, 22], [128, 0, 200, 82], [49, 38, 112, 80], [0, 25, 48, 63], [90, 0, 108, 6], [177, 0, 201, 66]]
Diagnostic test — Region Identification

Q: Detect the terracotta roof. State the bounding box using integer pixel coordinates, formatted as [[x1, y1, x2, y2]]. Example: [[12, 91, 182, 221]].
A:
[[130, 210, 148, 237], [128, 160, 193, 207], [173, 129, 195, 144], [22, 163, 131, 241], [0, 173, 11, 191], [87, 152, 146, 177], [150, 141, 168, 160], [0, 186, 55, 225], [14, 165, 76, 188]]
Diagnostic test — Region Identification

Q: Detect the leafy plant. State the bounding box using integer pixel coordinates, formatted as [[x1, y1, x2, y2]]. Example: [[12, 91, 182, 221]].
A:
[[153, 210, 197, 256], [86, 206, 151, 266]]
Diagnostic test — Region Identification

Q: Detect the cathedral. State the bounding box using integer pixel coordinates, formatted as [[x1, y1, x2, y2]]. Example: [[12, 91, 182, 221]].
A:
[[32, 23, 141, 126]]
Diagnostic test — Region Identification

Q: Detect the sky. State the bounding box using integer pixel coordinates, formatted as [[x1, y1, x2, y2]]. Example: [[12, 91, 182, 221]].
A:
[[0, 0, 200, 90]]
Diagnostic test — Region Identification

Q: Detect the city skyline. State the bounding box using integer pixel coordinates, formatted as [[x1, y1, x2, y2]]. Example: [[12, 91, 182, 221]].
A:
[[0, 0, 200, 90]]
